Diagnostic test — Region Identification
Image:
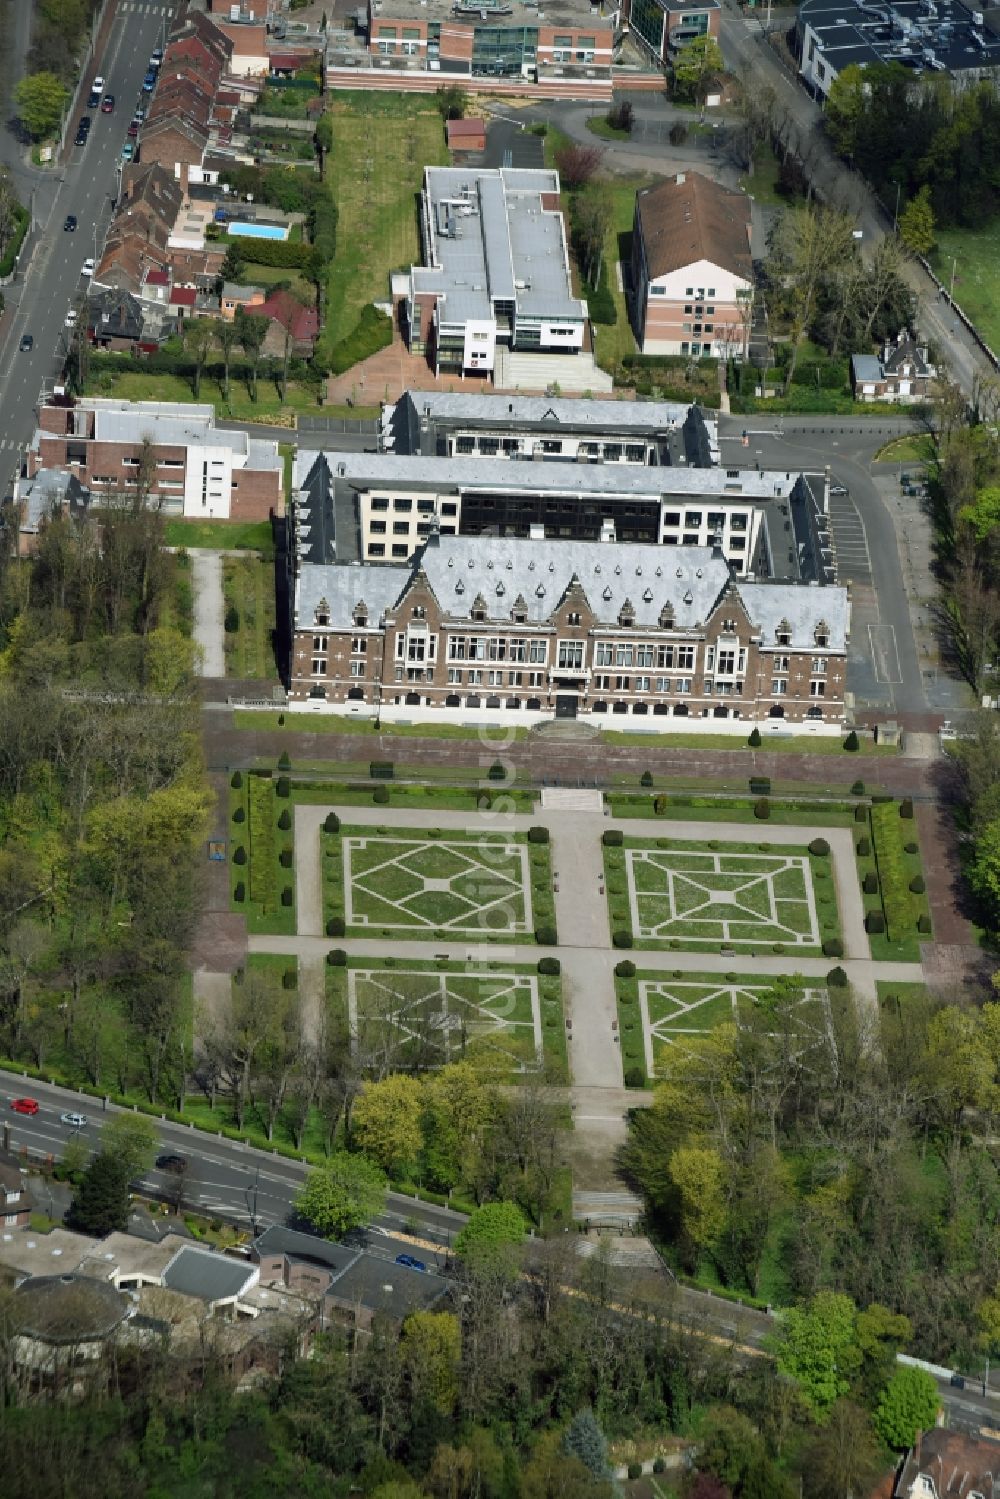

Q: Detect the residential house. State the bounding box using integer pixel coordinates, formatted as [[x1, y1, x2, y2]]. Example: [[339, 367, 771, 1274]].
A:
[[624, 0, 721, 68], [0, 1148, 31, 1227], [95, 162, 182, 293], [140, 113, 211, 191], [631, 171, 753, 358], [169, 285, 198, 321], [850, 331, 937, 404], [10, 468, 92, 558], [86, 288, 146, 351], [285, 517, 849, 729], [893, 1427, 1000, 1497], [260, 288, 319, 358], [29, 397, 284, 521], [212, 19, 269, 75], [220, 281, 267, 321]]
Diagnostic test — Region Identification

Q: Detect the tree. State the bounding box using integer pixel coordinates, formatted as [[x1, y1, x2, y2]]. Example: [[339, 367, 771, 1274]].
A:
[[101, 1112, 157, 1181], [671, 35, 724, 103], [314, 111, 333, 183], [553, 142, 603, 190], [573, 182, 613, 286], [522, 1429, 608, 1498], [295, 1152, 387, 1238], [435, 84, 467, 120], [772, 1291, 861, 1419], [14, 72, 68, 139], [669, 1144, 727, 1262], [220, 243, 245, 283], [799, 1399, 883, 1499], [235, 309, 268, 402], [562, 1408, 611, 1482], [66, 1152, 131, 1235], [898, 185, 936, 256], [352, 1074, 424, 1176], [214, 318, 239, 402], [454, 1201, 526, 1272], [400, 1312, 461, 1415], [184, 318, 215, 399], [874, 1367, 939, 1449]]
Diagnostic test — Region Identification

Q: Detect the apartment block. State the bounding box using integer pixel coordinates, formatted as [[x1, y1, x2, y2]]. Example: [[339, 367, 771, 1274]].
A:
[[29, 398, 283, 522]]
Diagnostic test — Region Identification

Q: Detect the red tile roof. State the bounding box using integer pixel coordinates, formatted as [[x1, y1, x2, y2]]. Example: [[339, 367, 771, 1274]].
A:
[[268, 53, 303, 70], [170, 286, 197, 306], [145, 270, 170, 286], [447, 118, 486, 141], [262, 289, 319, 342]]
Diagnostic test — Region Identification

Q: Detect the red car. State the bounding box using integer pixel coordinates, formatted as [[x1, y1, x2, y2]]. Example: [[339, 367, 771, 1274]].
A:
[[10, 1097, 39, 1115], [101, 94, 115, 114]]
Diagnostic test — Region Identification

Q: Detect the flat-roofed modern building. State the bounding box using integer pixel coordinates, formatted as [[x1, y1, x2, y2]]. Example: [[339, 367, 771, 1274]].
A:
[[284, 528, 848, 729], [28, 397, 283, 521], [796, 0, 1000, 96], [406, 167, 588, 378], [625, 0, 721, 67], [288, 447, 835, 583], [385, 390, 719, 467]]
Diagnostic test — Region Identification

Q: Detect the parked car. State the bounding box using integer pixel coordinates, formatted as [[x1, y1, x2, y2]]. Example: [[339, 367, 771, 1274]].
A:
[[82, 258, 95, 277], [120, 141, 134, 161], [133, 104, 146, 122], [18, 334, 33, 352], [148, 53, 161, 70], [64, 214, 77, 231], [127, 119, 139, 138], [87, 87, 101, 109], [395, 1253, 427, 1272], [64, 310, 77, 327], [101, 93, 115, 114], [92, 75, 105, 92], [60, 1112, 87, 1128], [155, 1153, 188, 1175], [142, 71, 156, 92], [74, 126, 88, 147], [10, 1097, 38, 1114]]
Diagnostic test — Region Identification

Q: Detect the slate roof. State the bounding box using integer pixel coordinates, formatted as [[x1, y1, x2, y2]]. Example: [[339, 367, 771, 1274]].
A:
[[636, 172, 752, 283], [252, 1225, 360, 1275], [162, 1244, 257, 1303], [400, 389, 695, 432], [851, 354, 883, 384]]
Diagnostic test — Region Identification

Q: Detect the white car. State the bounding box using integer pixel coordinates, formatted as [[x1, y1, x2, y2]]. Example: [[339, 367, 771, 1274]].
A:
[[92, 75, 105, 92], [60, 1112, 88, 1128], [82, 258, 95, 277], [64, 310, 76, 327]]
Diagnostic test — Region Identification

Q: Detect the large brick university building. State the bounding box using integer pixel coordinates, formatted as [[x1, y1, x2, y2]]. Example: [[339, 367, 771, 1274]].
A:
[[286, 525, 849, 729]]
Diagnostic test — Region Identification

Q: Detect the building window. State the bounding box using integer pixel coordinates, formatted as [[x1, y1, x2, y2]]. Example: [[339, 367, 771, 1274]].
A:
[[351, 637, 367, 653], [394, 498, 412, 512], [772, 678, 788, 696], [369, 544, 385, 558], [370, 520, 386, 535], [311, 659, 326, 675], [393, 521, 409, 535], [349, 661, 365, 677], [567, 611, 581, 625], [557, 641, 584, 669], [312, 635, 324, 651], [811, 657, 827, 674], [392, 544, 408, 558], [810, 680, 826, 697]]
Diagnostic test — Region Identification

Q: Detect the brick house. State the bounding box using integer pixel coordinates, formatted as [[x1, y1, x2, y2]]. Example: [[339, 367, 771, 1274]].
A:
[[28, 398, 283, 522], [631, 172, 753, 358], [86, 288, 145, 350], [850, 331, 937, 404], [286, 525, 848, 728], [220, 282, 266, 321], [893, 1428, 999, 1497], [260, 288, 319, 358], [0, 1149, 32, 1227], [140, 114, 211, 190]]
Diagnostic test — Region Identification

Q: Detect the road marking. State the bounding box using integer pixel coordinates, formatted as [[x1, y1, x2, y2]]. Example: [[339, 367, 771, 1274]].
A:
[[868, 622, 902, 684]]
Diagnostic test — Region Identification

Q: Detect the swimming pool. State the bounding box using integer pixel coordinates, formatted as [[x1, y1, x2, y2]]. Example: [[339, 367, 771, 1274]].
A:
[[227, 220, 289, 241]]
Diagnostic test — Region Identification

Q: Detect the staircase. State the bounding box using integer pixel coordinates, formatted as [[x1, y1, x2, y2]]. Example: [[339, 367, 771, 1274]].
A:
[[572, 1188, 645, 1227], [494, 348, 614, 394], [540, 787, 604, 811]]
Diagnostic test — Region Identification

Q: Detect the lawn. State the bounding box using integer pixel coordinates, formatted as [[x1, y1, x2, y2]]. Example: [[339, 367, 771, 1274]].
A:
[[854, 802, 931, 960], [223, 556, 278, 679], [932, 224, 1000, 353], [85, 368, 319, 425], [586, 115, 632, 141], [228, 773, 296, 936], [589, 174, 650, 370], [604, 835, 842, 953], [606, 794, 857, 827], [873, 433, 936, 465], [325, 823, 555, 941], [315, 96, 448, 363], [739, 142, 785, 207], [165, 518, 274, 553], [599, 729, 895, 754], [233, 708, 529, 742]]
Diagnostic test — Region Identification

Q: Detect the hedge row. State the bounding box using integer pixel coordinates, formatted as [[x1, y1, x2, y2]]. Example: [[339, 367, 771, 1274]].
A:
[[870, 802, 915, 941], [233, 236, 318, 270], [0, 205, 29, 280], [328, 303, 393, 377]]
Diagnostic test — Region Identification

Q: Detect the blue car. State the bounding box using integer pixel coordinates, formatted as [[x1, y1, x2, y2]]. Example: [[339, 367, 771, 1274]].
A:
[[142, 71, 156, 92], [395, 1253, 427, 1272]]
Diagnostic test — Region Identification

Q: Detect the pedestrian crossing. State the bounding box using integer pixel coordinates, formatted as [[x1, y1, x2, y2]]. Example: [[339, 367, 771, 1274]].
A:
[[0, 440, 27, 453], [119, 1, 175, 12]]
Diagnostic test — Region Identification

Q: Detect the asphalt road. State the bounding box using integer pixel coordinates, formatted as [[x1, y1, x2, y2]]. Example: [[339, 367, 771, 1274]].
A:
[[0, 1, 173, 495], [0, 1071, 465, 1259]]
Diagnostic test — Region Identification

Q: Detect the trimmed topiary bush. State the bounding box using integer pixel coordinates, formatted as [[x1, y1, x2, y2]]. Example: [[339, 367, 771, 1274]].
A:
[[233, 881, 245, 903], [827, 966, 849, 986], [857, 836, 871, 857], [615, 960, 637, 978], [233, 806, 246, 824], [653, 794, 667, 815], [370, 760, 394, 780], [233, 845, 247, 866], [754, 797, 771, 820], [823, 937, 844, 958], [809, 837, 830, 856], [855, 805, 868, 823], [535, 925, 558, 946], [653, 1458, 666, 1475], [904, 841, 918, 855], [277, 808, 292, 831], [231, 770, 243, 789], [282, 968, 296, 990], [640, 770, 654, 787], [863, 870, 879, 895], [900, 797, 914, 819], [277, 751, 291, 772], [844, 730, 859, 752], [372, 785, 390, 804], [279, 847, 293, 868], [280, 886, 293, 908], [917, 913, 932, 934], [327, 948, 347, 966], [276, 776, 291, 798], [750, 776, 771, 796], [537, 956, 561, 976], [865, 910, 885, 933], [909, 874, 925, 894], [487, 761, 506, 782], [851, 780, 865, 796], [603, 829, 624, 846], [613, 930, 634, 948], [528, 826, 550, 844], [628, 1463, 643, 1480], [324, 811, 341, 834], [624, 1068, 645, 1090], [326, 916, 346, 938], [748, 726, 762, 747]]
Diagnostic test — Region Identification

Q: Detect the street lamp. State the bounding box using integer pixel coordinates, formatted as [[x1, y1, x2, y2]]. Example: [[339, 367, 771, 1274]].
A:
[[246, 1166, 260, 1237]]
